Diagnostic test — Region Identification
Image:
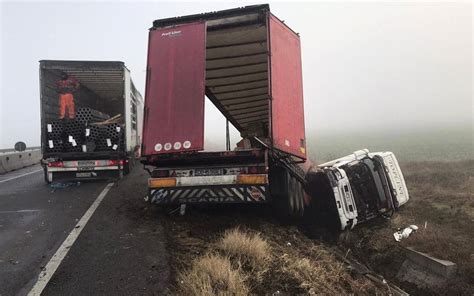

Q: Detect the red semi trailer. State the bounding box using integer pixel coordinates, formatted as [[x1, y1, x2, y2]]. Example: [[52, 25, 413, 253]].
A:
[[141, 5, 308, 219]]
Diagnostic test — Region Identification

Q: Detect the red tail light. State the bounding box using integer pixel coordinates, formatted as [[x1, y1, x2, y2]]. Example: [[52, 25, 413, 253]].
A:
[[48, 161, 63, 167], [107, 160, 124, 166]]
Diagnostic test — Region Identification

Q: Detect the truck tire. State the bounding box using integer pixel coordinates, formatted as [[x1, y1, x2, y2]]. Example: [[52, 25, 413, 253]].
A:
[[302, 171, 342, 233], [123, 161, 130, 175], [269, 165, 304, 223], [291, 175, 305, 217], [43, 166, 51, 184], [123, 157, 135, 175]]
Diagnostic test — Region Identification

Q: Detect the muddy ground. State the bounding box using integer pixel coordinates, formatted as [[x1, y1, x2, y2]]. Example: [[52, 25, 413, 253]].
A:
[[160, 160, 474, 295]]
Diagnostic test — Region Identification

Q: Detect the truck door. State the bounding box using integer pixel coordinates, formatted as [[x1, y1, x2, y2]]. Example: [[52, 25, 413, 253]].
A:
[[142, 21, 206, 156]]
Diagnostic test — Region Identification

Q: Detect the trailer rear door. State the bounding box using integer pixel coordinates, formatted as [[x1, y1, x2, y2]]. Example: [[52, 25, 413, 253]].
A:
[[142, 22, 206, 156], [269, 15, 306, 160]]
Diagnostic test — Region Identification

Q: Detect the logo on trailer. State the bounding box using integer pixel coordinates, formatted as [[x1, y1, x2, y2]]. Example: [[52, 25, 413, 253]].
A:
[[161, 30, 182, 37], [154, 143, 162, 152], [173, 142, 182, 150], [164, 143, 172, 151], [183, 141, 191, 149]]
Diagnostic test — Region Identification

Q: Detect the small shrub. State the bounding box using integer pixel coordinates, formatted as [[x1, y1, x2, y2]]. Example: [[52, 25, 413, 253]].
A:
[[178, 254, 249, 296], [217, 228, 271, 273], [282, 255, 346, 294]]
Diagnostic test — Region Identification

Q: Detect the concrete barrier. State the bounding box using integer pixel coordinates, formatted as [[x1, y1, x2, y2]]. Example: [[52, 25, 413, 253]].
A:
[[397, 247, 457, 291], [0, 150, 42, 174]]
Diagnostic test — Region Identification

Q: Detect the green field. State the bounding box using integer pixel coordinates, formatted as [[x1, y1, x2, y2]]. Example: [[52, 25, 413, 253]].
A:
[[308, 126, 473, 163]]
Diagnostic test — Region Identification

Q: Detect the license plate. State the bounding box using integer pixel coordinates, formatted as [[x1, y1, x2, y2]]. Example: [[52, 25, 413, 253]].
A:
[[194, 168, 223, 176], [76, 172, 94, 178], [78, 160, 95, 167], [78, 167, 94, 171]]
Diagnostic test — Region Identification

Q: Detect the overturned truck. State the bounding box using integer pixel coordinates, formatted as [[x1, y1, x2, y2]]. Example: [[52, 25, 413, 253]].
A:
[[141, 5, 409, 228]]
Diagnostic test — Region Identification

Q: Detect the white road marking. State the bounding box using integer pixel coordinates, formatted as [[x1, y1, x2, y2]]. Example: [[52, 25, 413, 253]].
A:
[[27, 182, 114, 296], [0, 210, 41, 214], [0, 169, 42, 184]]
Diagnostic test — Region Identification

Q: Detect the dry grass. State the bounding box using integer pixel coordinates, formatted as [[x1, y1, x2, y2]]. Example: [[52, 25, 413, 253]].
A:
[[340, 160, 474, 295], [254, 224, 383, 295], [282, 255, 347, 294], [177, 254, 249, 296], [277, 243, 378, 295], [164, 207, 387, 295], [217, 228, 271, 274]]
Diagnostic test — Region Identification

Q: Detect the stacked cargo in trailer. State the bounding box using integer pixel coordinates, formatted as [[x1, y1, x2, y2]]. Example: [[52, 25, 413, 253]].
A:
[[40, 60, 144, 183]]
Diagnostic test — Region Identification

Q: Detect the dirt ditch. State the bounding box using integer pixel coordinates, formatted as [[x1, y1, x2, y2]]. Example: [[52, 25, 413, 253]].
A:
[[153, 160, 473, 295], [161, 205, 392, 295]]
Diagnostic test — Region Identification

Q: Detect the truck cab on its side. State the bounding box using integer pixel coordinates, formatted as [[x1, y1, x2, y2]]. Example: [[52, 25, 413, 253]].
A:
[[305, 149, 409, 230]]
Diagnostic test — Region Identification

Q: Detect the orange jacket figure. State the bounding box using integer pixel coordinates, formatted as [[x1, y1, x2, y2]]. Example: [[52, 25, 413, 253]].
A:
[[56, 72, 79, 119]]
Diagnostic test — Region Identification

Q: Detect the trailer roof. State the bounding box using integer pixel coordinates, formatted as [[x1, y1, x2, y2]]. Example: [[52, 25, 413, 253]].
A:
[[151, 4, 269, 30], [39, 60, 127, 99], [151, 5, 271, 132]]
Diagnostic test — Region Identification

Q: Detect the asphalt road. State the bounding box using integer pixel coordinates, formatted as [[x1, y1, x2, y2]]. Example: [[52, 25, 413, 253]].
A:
[[0, 165, 169, 296]]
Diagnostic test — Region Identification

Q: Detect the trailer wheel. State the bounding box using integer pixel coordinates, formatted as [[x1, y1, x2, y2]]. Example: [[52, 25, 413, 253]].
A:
[[302, 171, 342, 233], [123, 161, 130, 175], [43, 166, 51, 184], [291, 175, 305, 217], [269, 165, 304, 223]]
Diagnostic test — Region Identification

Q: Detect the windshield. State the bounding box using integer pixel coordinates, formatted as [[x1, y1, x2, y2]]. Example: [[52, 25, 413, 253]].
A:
[[342, 158, 391, 219]]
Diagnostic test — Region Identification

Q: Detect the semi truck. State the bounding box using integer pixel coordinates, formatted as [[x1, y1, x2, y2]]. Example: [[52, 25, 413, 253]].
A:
[[40, 60, 143, 183], [141, 5, 409, 227], [305, 149, 409, 230]]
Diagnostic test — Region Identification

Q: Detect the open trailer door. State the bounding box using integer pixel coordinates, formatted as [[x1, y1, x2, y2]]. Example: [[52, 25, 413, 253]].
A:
[[142, 21, 206, 156], [269, 14, 306, 160]]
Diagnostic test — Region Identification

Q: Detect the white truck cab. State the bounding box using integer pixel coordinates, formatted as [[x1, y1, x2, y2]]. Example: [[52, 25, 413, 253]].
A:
[[307, 149, 409, 230]]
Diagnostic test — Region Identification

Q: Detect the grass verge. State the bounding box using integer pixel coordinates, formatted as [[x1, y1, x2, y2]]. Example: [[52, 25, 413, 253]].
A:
[[339, 160, 474, 295], [178, 253, 248, 296], [217, 228, 270, 279]]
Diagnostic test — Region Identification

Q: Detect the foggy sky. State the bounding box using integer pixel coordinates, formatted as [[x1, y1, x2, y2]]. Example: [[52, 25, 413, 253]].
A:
[[0, 1, 472, 149]]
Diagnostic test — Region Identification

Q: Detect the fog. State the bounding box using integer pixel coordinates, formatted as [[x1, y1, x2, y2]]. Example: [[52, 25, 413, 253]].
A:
[[0, 1, 472, 150]]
